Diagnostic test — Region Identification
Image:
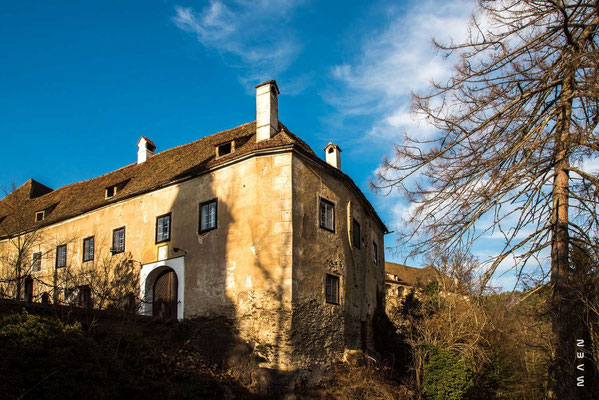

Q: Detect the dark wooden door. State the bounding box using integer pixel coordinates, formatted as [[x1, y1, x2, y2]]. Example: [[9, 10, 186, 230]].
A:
[[153, 269, 177, 321]]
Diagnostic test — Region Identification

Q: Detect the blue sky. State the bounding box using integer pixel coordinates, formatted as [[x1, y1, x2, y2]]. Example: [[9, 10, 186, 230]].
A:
[[2, 0, 528, 288]]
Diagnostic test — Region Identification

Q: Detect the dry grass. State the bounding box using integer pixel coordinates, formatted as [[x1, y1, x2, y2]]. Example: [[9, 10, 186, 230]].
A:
[[305, 363, 411, 400]]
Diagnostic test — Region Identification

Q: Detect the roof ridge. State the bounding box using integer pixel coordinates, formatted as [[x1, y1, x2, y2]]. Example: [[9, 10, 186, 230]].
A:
[[154, 120, 256, 157]]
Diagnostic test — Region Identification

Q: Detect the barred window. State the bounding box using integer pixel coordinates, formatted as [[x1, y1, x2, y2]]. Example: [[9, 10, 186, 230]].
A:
[[199, 199, 217, 233], [83, 237, 94, 262], [156, 213, 171, 243], [319, 198, 335, 232], [112, 227, 125, 254], [56, 245, 66, 268], [326, 274, 340, 304]]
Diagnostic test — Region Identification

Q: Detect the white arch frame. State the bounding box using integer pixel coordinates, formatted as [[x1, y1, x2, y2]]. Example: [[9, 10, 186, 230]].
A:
[[139, 256, 185, 320]]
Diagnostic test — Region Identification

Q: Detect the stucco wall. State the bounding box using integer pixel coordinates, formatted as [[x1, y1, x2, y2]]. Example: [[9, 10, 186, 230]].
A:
[[290, 154, 385, 366], [0, 152, 294, 368], [0, 149, 385, 370]]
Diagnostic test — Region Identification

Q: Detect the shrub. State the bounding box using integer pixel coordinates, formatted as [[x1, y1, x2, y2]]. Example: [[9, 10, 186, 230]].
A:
[[0, 310, 126, 400], [423, 347, 474, 400]]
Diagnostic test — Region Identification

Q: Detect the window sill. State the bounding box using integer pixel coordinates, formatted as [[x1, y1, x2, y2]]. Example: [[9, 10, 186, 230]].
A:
[[198, 227, 217, 235], [319, 225, 335, 233]]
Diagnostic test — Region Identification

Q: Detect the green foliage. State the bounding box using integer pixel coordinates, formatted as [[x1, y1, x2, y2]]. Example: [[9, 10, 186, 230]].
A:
[[0, 310, 126, 400], [423, 347, 474, 400], [0, 309, 258, 399]]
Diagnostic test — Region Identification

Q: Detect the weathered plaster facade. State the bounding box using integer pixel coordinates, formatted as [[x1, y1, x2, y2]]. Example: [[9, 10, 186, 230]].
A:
[[0, 81, 386, 370], [290, 154, 385, 366]]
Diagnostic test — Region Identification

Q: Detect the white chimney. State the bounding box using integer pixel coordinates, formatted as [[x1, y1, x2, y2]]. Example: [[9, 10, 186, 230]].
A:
[[324, 142, 342, 169], [137, 136, 156, 164], [255, 80, 280, 142]]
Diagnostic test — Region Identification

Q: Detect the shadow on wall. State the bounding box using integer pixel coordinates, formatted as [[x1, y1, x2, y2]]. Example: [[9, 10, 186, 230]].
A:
[[166, 155, 293, 393]]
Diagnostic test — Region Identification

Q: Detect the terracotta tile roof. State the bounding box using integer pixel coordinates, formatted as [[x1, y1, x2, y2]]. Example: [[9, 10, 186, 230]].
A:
[[385, 262, 439, 288], [0, 121, 386, 237]]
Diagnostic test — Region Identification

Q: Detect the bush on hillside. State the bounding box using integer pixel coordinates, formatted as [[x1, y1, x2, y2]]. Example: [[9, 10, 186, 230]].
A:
[[0, 310, 126, 400]]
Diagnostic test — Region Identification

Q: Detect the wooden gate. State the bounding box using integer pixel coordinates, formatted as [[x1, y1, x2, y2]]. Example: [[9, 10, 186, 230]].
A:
[[153, 269, 178, 321]]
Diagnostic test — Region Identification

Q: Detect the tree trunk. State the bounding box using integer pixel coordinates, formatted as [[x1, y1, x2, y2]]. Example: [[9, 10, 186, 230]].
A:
[[15, 255, 22, 301], [549, 66, 590, 399], [550, 156, 575, 398]]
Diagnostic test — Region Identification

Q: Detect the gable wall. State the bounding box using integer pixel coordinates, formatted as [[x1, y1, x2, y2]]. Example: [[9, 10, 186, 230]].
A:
[[290, 154, 385, 366]]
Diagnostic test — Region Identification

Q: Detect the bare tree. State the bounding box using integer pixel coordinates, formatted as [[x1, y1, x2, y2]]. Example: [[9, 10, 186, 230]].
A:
[[59, 249, 140, 311], [376, 1, 599, 398], [0, 183, 45, 300], [424, 245, 480, 295]]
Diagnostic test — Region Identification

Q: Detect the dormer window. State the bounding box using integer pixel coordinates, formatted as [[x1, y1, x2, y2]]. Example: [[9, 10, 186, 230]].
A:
[[35, 211, 45, 222], [105, 180, 129, 199], [216, 141, 234, 158], [105, 186, 117, 198], [33, 204, 57, 222]]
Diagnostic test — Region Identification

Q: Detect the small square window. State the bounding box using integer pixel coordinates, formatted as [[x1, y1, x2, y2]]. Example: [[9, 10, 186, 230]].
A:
[[352, 219, 361, 249], [56, 245, 66, 268], [35, 211, 45, 222], [326, 274, 340, 304], [372, 241, 378, 264], [199, 200, 217, 233], [105, 186, 116, 198], [319, 198, 335, 232], [83, 237, 94, 262], [32, 252, 42, 272], [112, 227, 125, 254], [217, 142, 233, 157], [156, 213, 171, 243]]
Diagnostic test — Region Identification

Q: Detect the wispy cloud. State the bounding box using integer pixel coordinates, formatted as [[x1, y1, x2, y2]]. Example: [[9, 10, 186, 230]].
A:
[[329, 0, 474, 142], [329, 0, 475, 261], [173, 0, 303, 88]]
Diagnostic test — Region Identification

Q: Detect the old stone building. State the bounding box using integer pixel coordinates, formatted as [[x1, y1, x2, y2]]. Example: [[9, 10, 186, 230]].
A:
[[0, 81, 388, 369], [384, 262, 439, 314]]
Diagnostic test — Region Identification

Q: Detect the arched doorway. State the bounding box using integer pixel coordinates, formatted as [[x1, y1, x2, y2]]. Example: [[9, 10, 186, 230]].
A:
[[139, 257, 185, 320], [153, 268, 178, 321]]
